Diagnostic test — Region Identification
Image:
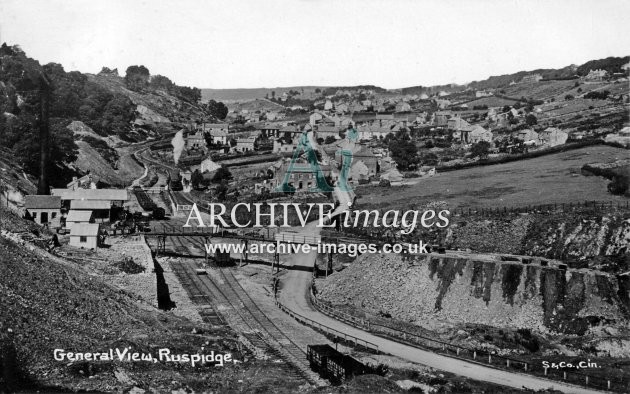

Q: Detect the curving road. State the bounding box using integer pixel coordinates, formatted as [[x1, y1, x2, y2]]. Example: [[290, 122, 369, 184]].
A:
[[276, 220, 602, 394]]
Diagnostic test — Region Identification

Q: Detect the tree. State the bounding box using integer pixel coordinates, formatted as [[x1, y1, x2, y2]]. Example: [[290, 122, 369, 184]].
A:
[[215, 181, 229, 201], [177, 86, 201, 104], [422, 152, 438, 166], [203, 99, 228, 120], [565, 94, 574, 101], [190, 169, 204, 189], [212, 167, 232, 183], [13, 118, 79, 186], [470, 141, 491, 159], [388, 140, 419, 170], [584, 90, 610, 100], [525, 114, 538, 126], [124, 65, 150, 91], [607, 172, 629, 196], [150, 75, 174, 91]]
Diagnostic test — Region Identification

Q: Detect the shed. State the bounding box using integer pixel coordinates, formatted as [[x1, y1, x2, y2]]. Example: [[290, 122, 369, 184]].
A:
[[69, 223, 100, 250]]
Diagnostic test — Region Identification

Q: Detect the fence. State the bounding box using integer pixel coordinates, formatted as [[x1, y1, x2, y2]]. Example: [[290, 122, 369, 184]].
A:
[[451, 200, 630, 217], [274, 299, 379, 353], [309, 284, 629, 393]]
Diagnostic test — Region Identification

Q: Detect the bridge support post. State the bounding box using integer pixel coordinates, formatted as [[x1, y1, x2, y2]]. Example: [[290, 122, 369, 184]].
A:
[[327, 251, 333, 277], [157, 235, 166, 256], [240, 239, 248, 267], [274, 251, 280, 273]]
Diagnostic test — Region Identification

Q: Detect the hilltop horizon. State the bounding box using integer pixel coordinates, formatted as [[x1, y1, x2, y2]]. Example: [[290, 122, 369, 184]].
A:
[[201, 55, 629, 101]]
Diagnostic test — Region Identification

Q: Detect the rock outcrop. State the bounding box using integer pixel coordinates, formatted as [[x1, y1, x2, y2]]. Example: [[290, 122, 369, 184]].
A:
[[317, 253, 630, 335]]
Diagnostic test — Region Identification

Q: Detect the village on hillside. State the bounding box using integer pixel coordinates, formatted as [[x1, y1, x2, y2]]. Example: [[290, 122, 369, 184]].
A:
[[15, 63, 630, 249]]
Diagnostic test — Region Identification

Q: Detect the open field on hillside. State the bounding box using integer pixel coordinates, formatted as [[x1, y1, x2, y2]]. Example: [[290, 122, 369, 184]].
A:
[[464, 96, 519, 107], [502, 80, 576, 100], [357, 145, 629, 210]]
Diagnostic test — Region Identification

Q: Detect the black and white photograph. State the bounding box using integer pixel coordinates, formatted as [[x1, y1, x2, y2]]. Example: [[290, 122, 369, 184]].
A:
[[0, 0, 629, 392]]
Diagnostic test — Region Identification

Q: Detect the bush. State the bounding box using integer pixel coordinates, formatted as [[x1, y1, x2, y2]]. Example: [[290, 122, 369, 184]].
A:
[[608, 174, 629, 195], [584, 90, 610, 100]]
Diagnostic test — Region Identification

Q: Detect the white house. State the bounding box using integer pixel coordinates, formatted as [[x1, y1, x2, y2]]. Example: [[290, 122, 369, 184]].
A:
[[200, 157, 221, 173], [233, 136, 257, 153], [539, 127, 568, 147], [69, 223, 100, 250], [395, 102, 411, 112], [309, 112, 324, 125], [517, 129, 539, 145], [468, 125, 493, 144]]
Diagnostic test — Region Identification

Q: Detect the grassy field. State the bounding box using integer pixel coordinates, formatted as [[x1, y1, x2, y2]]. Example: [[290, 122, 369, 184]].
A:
[[357, 145, 629, 210]]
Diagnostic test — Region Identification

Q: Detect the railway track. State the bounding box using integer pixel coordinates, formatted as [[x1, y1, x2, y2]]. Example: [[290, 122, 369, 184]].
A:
[[159, 230, 324, 386]]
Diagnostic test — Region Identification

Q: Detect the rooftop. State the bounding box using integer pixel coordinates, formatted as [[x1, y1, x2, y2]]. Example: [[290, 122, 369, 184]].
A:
[[51, 188, 128, 201], [70, 200, 112, 210], [66, 210, 94, 222], [25, 195, 61, 210]]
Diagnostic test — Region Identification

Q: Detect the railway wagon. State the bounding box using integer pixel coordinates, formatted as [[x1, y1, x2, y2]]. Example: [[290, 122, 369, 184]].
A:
[[215, 250, 232, 266], [307, 344, 370, 384]]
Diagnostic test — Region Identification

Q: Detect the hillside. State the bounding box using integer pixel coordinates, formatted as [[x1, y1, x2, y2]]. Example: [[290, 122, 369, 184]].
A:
[[0, 43, 219, 188], [357, 145, 629, 211], [0, 211, 308, 392], [467, 56, 629, 90], [89, 70, 208, 127], [202, 56, 629, 102], [202, 86, 324, 101], [202, 85, 388, 102]]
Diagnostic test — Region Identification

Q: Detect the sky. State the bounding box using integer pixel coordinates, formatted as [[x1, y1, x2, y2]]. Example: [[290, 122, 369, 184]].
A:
[[0, 0, 629, 89]]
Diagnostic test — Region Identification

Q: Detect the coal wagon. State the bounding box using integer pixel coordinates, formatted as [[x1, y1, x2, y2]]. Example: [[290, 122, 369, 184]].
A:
[[307, 344, 371, 384]]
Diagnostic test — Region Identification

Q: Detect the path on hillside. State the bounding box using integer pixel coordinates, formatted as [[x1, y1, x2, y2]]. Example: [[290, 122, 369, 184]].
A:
[[276, 220, 601, 394], [130, 147, 150, 187]]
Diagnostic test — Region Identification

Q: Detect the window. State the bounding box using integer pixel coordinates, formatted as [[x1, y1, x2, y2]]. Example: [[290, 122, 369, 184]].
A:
[[51, 212, 57, 219], [32, 212, 37, 219], [80, 236, 87, 243]]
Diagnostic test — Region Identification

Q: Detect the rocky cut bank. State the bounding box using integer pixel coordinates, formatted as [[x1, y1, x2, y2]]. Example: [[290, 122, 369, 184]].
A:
[[316, 253, 630, 335]]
